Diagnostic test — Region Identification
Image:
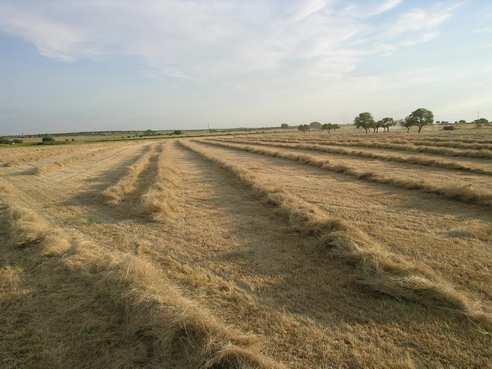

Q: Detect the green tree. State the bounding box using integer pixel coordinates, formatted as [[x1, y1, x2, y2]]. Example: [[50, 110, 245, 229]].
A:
[[354, 112, 374, 134], [474, 118, 488, 125], [378, 117, 395, 132], [41, 135, 56, 144], [400, 119, 413, 133], [280, 123, 289, 129], [321, 123, 340, 133], [405, 108, 434, 134]]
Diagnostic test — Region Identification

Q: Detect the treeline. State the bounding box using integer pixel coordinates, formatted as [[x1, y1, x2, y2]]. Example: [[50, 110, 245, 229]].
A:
[[355, 108, 434, 134]]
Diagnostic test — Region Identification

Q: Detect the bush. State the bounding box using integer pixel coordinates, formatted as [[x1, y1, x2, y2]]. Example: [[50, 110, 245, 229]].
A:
[[0, 137, 12, 144], [173, 130, 182, 135], [41, 136, 56, 144], [442, 125, 456, 131]]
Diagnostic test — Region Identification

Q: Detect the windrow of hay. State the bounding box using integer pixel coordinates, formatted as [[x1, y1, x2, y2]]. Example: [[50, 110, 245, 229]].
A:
[[268, 136, 492, 152], [30, 146, 114, 176], [200, 140, 492, 208], [0, 190, 284, 369], [268, 138, 492, 160], [213, 139, 492, 176], [140, 143, 182, 221], [0, 197, 70, 256], [181, 140, 492, 331], [383, 140, 492, 151], [407, 137, 492, 145], [102, 145, 154, 205]]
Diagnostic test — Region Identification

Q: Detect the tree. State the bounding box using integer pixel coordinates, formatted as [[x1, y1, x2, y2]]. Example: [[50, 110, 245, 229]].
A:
[[280, 123, 289, 129], [173, 130, 182, 135], [41, 135, 55, 144], [400, 119, 413, 133], [321, 123, 340, 133], [378, 117, 396, 132], [309, 121, 322, 130], [474, 118, 488, 125], [405, 108, 434, 134], [354, 112, 374, 134], [458, 120, 467, 124], [298, 124, 310, 134]]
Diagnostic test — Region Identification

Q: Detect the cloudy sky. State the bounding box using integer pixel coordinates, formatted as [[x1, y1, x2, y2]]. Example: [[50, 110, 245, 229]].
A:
[[0, 0, 491, 135]]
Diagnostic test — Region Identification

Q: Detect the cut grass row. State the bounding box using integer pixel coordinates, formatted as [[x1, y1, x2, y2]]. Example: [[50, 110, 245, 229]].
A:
[[280, 138, 492, 160], [286, 136, 492, 152], [198, 140, 492, 208], [213, 138, 492, 176], [140, 143, 181, 222], [102, 144, 155, 205], [0, 181, 283, 369], [180, 141, 492, 331]]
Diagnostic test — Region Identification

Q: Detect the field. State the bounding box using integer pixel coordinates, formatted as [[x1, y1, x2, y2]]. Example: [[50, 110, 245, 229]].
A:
[[1, 127, 491, 369]]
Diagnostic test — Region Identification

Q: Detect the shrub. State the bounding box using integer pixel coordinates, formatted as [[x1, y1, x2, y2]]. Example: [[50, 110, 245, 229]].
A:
[[0, 137, 12, 144], [442, 125, 456, 131], [41, 136, 56, 144]]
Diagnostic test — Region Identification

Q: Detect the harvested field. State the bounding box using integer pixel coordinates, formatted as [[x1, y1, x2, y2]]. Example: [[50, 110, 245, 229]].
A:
[[1, 133, 491, 369]]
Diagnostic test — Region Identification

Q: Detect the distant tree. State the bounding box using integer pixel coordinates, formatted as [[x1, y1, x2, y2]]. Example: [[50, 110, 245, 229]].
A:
[[298, 124, 310, 134], [309, 121, 322, 130], [354, 112, 374, 134], [322, 123, 340, 133], [458, 120, 467, 124], [0, 137, 12, 144], [41, 135, 56, 144], [143, 129, 155, 136], [280, 123, 289, 129], [400, 119, 413, 133], [378, 117, 396, 132], [173, 130, 182, 135], [12, 139, 23, 144], [405, 108, 434, 134], [474, 118, 488, 125]]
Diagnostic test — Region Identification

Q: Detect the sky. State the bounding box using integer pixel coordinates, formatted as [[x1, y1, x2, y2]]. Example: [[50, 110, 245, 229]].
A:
[[0, 0, 491, 135]]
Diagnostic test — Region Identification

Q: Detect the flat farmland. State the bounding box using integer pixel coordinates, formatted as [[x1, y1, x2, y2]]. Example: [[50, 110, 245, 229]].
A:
[[1, 130, 491, 369]]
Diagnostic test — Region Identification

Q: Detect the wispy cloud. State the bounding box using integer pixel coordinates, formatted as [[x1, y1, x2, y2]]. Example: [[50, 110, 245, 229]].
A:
[[0, 0, 460, 81]]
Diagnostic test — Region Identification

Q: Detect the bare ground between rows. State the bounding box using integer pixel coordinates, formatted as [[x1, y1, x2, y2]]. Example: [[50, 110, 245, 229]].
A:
[[192, 142, 492, 302]]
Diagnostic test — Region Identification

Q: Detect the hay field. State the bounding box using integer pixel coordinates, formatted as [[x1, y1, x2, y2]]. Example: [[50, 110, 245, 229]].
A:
[[1, 128, 491, 369]]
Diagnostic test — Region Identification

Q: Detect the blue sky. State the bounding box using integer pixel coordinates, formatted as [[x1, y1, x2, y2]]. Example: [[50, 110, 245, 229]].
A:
[[0, 0, 491, 135]]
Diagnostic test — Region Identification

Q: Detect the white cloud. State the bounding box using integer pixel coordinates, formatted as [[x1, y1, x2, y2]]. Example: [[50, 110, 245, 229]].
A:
[[368, 0, 404, 16], [0, 0, 460, 82]]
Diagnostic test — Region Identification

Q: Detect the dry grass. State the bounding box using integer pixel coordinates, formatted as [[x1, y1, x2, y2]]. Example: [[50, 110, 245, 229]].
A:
[[102, 145, 154, 205], [295, 138, 492, 159], [181, 140, 492, 330], [215, 138, 492, 176], [0, 187, 283, 369], [199, 140, 492, 208], [140, 143, 181, 221]]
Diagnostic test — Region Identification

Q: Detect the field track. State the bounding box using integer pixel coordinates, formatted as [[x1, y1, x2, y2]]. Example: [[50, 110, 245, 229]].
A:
[[1, 137, 491, 369]]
